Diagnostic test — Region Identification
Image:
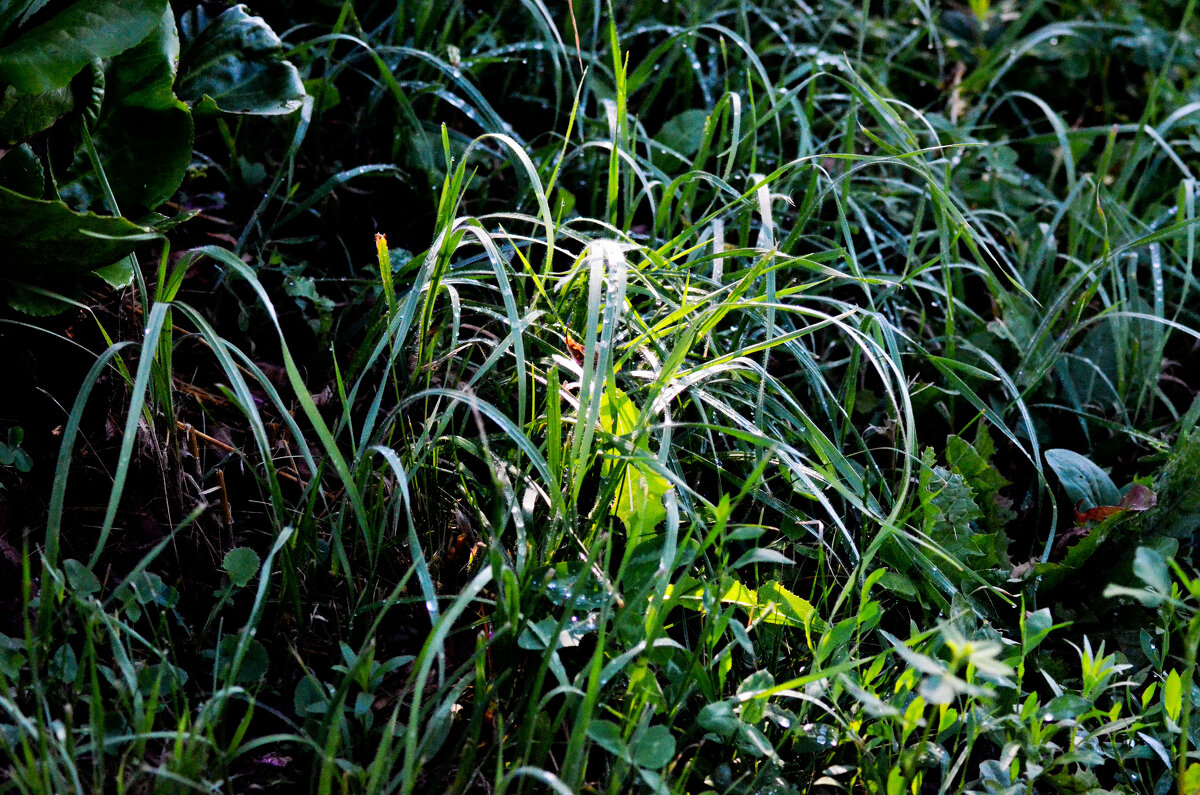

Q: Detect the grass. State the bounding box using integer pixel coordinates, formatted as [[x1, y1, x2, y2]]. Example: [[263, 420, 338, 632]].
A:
[[3, 0, 1200, 792]]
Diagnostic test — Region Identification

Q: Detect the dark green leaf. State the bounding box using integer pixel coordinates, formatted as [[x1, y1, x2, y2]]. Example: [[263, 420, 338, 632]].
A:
[[656, 109, 710, 159], [119, 572, 178, 615], [223, 547, 260, 588], [0, 143, 43, 195], [697, 701, 740, 739], [0, 82, 74, 146], [216, 634, 269, 684], [50, 644, 77, 682], [630, 724, 676, 769], [1023, 608, 1059, 653], [294, 674, 328, 717], [0, 634, 25, 679], [177, 4, 305, 116], [60, 6, 192, 211], [0, 0, 164, 94], [63, 559, 100, 595], [0, 185, 154, 308], [1045, 693, 1092, 720], [1044, 449, 1121, 510], [586, 719, 627, 759], [136, 661, 187, 697]]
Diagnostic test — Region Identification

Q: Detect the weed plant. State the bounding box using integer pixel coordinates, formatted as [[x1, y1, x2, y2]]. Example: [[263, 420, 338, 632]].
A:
[[3, 0, 1200, 792]]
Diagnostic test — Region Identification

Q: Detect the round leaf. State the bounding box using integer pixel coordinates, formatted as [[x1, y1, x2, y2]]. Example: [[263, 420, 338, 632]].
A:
[[223, 547, 260, 588], [630, 724, 676, 769]]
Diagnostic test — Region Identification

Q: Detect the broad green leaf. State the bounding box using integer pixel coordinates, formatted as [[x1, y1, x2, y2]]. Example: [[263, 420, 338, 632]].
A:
[[1022, 607, 1060, 653], [223, 547, 260, 588], [663, 578, 826, 632], [1044, 693, 1092, 720], [732, 547, 795, 569], [1102, 583, 1165, 607], [755, 580, 822, 632], [0, 82, 75, 146], [0, 185, 154, 311], [60, 5, 192, 211], [1165, 669, 1182, 723], [1044, 449, 1121, 510], [697, 701, 739, 739], [630, 724, 676, 769], [599, 386, 670, 539], [136, 661, 187, 697], [92, 259, 134, 288], [586, 720, 627, 759], [177, 4, 305, 116], [63, 559, 100, 595], [1133, 546, 1171, 596], [0, 185, 152, 273], [293, 674, 328, 717], [655, 109, 709, 159], [0, 634, 25, 679], [1183, 763, 1200, 795], [0, 0, 164, 94], [215, 634, 268, 684], [127, 571, 177, 608], [50, 644, 77, 683]]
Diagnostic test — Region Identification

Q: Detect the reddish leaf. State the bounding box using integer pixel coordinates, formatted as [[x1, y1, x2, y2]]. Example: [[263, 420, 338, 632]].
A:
[[1072, 484, 1157, 525]]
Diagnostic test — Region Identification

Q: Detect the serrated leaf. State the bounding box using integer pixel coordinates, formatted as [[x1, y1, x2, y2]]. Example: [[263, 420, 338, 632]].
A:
[[0, 0, 164, 94], [177, 4, 305, 116], [223, 547, 260, 588], [946, 424, 1015, 531], [919, 446, 995, 573]]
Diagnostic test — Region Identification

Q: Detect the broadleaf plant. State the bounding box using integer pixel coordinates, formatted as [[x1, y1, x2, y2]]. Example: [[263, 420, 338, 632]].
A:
[[0, 1, 305, 310]]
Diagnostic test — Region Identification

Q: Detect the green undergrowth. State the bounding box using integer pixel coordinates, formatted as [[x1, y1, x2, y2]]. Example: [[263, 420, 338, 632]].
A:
[[3, 0, 1200, 792]]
